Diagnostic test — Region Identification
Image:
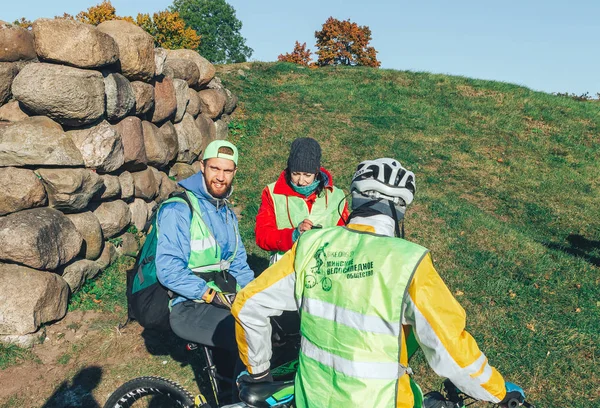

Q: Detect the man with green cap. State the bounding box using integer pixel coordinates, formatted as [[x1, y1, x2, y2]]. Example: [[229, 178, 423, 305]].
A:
[[156, 140, 254, 354]]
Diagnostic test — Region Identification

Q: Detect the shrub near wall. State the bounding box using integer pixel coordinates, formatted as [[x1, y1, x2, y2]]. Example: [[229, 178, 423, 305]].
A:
[[0, 18, 237, 345]]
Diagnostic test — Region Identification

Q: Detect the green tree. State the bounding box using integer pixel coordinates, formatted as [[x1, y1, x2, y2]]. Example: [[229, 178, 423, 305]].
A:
[[171, 0, 253, 63]]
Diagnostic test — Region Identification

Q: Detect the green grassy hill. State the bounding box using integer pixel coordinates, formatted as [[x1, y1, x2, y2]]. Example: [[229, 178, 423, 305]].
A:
[[218, 62, 600, 407]]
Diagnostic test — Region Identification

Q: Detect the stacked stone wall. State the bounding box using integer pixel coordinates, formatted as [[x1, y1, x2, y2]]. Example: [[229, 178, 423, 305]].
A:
[[0, 18, 238, 344]]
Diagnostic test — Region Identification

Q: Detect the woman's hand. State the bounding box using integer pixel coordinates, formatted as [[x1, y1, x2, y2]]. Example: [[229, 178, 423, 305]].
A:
[[298, 219, 314, 234]]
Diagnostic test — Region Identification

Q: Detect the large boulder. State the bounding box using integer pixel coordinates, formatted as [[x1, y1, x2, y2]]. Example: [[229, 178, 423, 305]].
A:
[[118, 171, 135, 201], [12, 63, 105, 126], [130, 81, 155, 116], [198, 89, 226, 119], [60, 259, 102, 293], [151, 76, 177, 123], [187, 89, 201, 117], [154, 47, 167, 76], [174, 113, 204, 163], [165, 49, 215, 88], [91, 200, 131, 239], [159, 121, 180, 163], [141, 120, 170, 168], [164, 57, 199, 87], [169, 162, 195, 181], [104, 72, 135, 122], [215, 118, 230, 140], [0, 116, 84, 167], [114, 232, 139, 258], [96, 174, 122, 200], [113, 116, 147, 170], [206, 77, 237, 115], [0, 22, 36, 62], [67, 120, 124, 173], [32, 18, 118, 68], [128, 198, 148, 232], [0, 101, 29, 122], [37, 168, 103, 213], [97, 20, 155, 81], [172, 79, 190, 123], [0, 207, 82, 270], [131, 168, 159, 200], [65, 211, 103, 260], [195, 113, 217, 152], [0, 263, 69, 335], [157, 172, 183, 203], [0, 167, 46, 216], [95, 241, 117, 269], [0, 62, 18, 105]]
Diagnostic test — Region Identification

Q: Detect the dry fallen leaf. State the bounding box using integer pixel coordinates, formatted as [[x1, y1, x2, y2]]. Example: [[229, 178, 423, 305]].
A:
[[497, 158, 504, 163], [92, 298, 102, 304], [526, 323, 535, 332], [455, 290, 464, 296], [533, 283, 539, 289], [575, 307, 581, 313], [509, 291, 517, 299], [575, 283, 581, 289]]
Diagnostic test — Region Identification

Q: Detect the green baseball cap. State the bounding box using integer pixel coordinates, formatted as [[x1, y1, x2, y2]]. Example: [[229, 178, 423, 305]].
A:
[[202, 140, 239, 165]]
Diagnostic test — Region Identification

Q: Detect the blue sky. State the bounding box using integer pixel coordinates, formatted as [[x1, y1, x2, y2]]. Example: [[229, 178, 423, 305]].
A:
[[4, 0, 599, 95]]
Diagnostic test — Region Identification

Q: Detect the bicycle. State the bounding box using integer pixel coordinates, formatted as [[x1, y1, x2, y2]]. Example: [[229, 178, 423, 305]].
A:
[[423, 379, 536, 408]]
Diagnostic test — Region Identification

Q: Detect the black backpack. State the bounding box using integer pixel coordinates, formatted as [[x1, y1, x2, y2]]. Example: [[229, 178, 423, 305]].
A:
[[125, 192, 193, 331]]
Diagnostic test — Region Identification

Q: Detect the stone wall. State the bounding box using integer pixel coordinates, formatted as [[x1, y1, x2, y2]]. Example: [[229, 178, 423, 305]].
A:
[[0, 18, 238, 343]]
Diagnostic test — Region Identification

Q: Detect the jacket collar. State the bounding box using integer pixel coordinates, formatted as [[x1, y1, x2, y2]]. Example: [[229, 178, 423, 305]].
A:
[[272, 167, 335, 198]]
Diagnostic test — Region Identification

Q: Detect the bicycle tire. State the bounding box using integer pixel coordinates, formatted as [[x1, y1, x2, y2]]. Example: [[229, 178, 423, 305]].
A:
[[103, 376, 196, 408]]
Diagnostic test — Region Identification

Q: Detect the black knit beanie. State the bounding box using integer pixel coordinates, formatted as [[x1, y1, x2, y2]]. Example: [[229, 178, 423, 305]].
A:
[[287, 137, 322, 173]]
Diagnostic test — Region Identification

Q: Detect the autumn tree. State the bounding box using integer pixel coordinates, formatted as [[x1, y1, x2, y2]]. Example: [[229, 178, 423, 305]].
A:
[[136, 11, 200, 50], [314, 17, 380, 68], [171, 0, 253, 63], [278, 41, 313, 66], [75, 0, 131, 25]]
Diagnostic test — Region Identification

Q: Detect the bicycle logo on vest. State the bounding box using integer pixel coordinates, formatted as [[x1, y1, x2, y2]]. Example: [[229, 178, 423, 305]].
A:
[[305, 243, 332, 291]]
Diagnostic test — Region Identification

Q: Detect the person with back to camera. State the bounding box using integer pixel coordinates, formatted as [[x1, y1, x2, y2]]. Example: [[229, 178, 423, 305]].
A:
[[233, 157, 526, 408], [255, 137, 349, 264]]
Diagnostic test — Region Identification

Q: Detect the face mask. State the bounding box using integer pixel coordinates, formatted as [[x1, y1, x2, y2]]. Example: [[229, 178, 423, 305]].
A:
[[292, 179, 320, 196]]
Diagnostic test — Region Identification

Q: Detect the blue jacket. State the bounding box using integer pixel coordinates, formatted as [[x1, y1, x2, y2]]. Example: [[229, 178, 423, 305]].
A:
[[156, 171, 254, 307]]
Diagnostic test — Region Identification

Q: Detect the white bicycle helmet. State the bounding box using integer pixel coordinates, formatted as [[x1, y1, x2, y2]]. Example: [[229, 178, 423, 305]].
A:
[[350, 158, 416, 206]]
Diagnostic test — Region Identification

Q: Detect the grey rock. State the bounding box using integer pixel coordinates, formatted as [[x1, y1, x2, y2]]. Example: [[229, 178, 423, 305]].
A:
[[95, 241, 117, 270], [114, 232, 139, 257], [65, 211, 104, 260], [32, 18, 118, 68], [104, 72, 135, 122], [0, 100, 29, 121], [169, 162, 195, 181], [60, 259, 101, 293], [130, 81, 154, 116], [97, 174, 122, 200], [12, 63, 105, 126], [165, 49, 215, 88], [0, 62, 18, 105], [151, 76, 177, 124], [198, 89, 226, 119], [159, 121, 180, 163], [91, 200, 131, 239], [67, 120, 124, 173], [154, 48, 167, 76], [131, 168, 159, 200], [118, 171, 135, 201], [174, 113, 203, 163], [164, 58, 199, 87], [142, 120, 170, 168], [186, 89, 201, 117], [0, 167, 46, 216], [37, 168, 103, 213], [0, 116, 83, 167], [0, 263, 69, 335], [0, 207, 82, 270], [128, 198, 148, 232], [97, 20, 155, 81], [172, 79, 190, 123], [0, 22, 36, 62], [113, 116, 147, 170]]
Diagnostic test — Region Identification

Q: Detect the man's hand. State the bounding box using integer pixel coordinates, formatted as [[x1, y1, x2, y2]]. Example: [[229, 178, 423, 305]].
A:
[[201, 289, 235, 309], [236, 370, 273, 388], [297, 219, 313, 234]]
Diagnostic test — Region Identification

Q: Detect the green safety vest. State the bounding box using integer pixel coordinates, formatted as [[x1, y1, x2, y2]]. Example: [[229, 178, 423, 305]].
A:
[[267, 183, 346, 259], [161, 191, 237, 289], [293, 226, 428, 408]]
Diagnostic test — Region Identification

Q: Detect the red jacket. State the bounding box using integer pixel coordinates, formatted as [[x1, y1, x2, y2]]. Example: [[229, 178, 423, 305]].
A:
[[255, 168, 350, 252]]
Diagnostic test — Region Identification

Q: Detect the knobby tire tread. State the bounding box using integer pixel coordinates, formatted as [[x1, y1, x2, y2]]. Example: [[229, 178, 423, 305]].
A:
[[103, 376, 196, 408]]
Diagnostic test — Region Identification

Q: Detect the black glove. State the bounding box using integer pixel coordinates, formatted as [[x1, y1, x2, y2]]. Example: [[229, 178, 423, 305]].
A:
[[499, 382, 525, 407], [236, 370, 273, 388], [211, 292, 236, 310]]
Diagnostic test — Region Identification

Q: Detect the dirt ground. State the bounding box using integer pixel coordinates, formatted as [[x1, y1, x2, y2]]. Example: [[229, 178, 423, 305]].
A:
[[0, 311, 203, 408]]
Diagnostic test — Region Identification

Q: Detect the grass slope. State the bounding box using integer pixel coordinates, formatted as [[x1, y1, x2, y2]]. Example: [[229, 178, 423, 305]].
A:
[[218, 62, 599, 407]]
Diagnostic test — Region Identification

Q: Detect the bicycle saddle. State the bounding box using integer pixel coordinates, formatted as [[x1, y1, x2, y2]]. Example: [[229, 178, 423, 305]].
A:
[[239, 380, 294, 408]]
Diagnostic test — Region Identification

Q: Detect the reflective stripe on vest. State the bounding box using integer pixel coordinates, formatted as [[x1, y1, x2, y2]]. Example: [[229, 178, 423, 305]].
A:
[[267, 182, 346, 230], [267, 182, 346, 260], [293, 226, 428, 408], [161, 191, 237, 274]]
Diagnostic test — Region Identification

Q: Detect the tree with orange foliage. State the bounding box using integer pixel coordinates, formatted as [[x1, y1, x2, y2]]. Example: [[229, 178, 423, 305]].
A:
[[314, 17, 380, 68], [278, 41, 313, 66], [75, 0, 131, 25], [136, 11, 200, 50]]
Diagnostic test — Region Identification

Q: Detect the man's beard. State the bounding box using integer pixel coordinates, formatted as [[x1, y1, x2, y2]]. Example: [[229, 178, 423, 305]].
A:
[[205, 177, 233, 199]]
